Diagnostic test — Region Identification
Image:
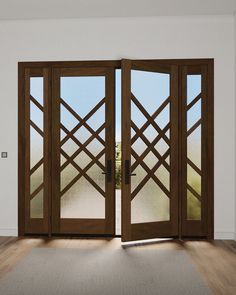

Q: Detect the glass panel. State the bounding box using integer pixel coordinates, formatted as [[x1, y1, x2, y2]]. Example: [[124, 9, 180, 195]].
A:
[[30, 126, 43, 169], [131, 70, 170, 114], [187, 126, 201, 169], [131, 70, 171, 224], [187, 190, 201, 220], [187, 75, 201, 104], [86, 164, 105, 192], [131, 166, 147, 193], [187, 99, 201, 130], [61, 164, 79, 191], [132, 138, 147, 156], [60, 76, 106, 219], [74, 126, 91, 144], [131, 179, 170, 223], [30, 101, 43, 130], [155, 165, 170, 191], [131, 101, 147, 128], [61, 138, 78, 157], [143, 125, 157, 143], [86, 139, 104, 156], [187, 164, 201, 195], [30, 165, 43, 194], [60, 77, 105, 118], [30, 190, 43, 218], [155, 138, 169, 156], [74, 151, 92, 169], [60, 105, 78, 131], [30, 77, 43, 105], [61, 178, 105, 218], [30, 77, 44, 219], [155, 103, 170, 129], [86, 104, 105, 130], [187, 74, 202, 220]]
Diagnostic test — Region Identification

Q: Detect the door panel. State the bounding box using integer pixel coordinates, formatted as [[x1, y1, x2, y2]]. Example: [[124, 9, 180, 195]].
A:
[[121, 60, 179, 242], [52, 67, 115, 235]]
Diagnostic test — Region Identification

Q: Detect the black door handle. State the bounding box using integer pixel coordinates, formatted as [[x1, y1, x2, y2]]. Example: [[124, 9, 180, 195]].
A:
[[124, 160, 136, 184], [102, 159, 112, 182]]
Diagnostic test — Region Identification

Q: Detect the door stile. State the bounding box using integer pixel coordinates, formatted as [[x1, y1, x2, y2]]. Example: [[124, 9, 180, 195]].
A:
[[121, 59, 132, 241]]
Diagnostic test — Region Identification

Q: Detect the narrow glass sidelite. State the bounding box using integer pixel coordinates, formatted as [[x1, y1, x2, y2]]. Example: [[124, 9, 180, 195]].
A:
[[130, 70, 171, 224], [186, 75, 202, 220], [29, 77, 44, 218], [59, 77, 106, 219]]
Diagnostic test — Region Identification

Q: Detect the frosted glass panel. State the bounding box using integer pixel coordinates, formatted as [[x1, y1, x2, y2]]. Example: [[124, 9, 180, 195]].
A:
[[187, 126, 201, 169], [61, 178, 105, 218], [30, 165, 43, 194], [131, 179, 170, 224], [60, 76, 106, 219], [30, 77, 44, 219], [30, 190, 43, 218], [131, 70, 170, 224], [187, 190, 201, 220], [187, 74, 202, 220]]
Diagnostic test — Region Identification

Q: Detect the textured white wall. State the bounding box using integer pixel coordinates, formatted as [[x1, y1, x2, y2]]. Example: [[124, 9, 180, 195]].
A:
[[0, 15, 234, 238]]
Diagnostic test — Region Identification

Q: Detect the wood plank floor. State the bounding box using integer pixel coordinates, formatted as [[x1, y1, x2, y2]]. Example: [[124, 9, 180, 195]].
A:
[[0, 237, 236, 294]]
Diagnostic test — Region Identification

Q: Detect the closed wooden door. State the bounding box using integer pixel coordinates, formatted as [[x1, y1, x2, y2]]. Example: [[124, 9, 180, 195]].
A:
[[51, 67, 115, 235], [121, 60, 179, 241]]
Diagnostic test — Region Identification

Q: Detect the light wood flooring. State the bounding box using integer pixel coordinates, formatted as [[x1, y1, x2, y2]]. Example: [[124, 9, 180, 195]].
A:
[[0, 237, 236, 294]]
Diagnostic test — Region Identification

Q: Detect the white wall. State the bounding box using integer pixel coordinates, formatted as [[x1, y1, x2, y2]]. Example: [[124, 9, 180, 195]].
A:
[[0, 15, 235, 238]]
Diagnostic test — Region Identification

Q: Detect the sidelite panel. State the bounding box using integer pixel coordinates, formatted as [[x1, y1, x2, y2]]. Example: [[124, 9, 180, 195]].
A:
[[52, 67, 115, 235], [180, 63, 213, 238], [59, 76, 106, 219], [130, 70, 171, 224], [122, 60, 179, 242], [22, 68, 50, 234], [186, 75, 202, 220]]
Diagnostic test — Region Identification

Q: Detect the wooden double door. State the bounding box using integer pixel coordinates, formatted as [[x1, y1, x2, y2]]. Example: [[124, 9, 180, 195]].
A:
[[19, 59, 214, 241]]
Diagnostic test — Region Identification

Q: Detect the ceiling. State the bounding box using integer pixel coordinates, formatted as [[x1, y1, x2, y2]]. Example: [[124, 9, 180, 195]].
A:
[[0, 0, 236, 20]]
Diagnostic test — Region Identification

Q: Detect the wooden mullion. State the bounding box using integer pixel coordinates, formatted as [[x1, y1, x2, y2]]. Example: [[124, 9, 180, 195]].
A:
[[131, 93, 170, 145], [60, 124, 105, 171], [131, 121, 170, 172], [131, 122, 170, 171], [187, 158, 202, 176], [131, 96, 171, 144], [131, 149, 170, 198], [60, 97, 106, 146], [131, 149, 170, 200], [187, 119, 202, 137], [30, 95, 44, 112], [187, 93, 201, 111], [30, 158, 44, 175], [30, 183, 44, 200], [187, 184, 201, 202], [60, 149, 105, 197], [30, 120, 44, 137]]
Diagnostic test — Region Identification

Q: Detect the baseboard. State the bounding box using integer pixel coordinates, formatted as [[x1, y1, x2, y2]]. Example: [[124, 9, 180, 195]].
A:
[[0, 228, 18, 237], [214, 232, 235, 240]]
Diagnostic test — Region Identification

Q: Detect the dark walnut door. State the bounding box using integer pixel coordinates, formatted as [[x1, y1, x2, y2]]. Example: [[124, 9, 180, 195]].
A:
[[51, 67, 115, 235], [121, 60, 179, 242]]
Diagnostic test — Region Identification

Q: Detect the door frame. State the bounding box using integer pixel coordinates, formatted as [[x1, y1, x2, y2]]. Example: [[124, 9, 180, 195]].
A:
[[18, 59, 213, 239]]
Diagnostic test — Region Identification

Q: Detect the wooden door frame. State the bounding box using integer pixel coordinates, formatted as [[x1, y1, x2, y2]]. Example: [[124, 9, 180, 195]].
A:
[[18, 59, 213, 239]]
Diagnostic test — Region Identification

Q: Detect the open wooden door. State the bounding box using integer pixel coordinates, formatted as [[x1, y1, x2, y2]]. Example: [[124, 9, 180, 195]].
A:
[[121, 60, 179, 242]]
